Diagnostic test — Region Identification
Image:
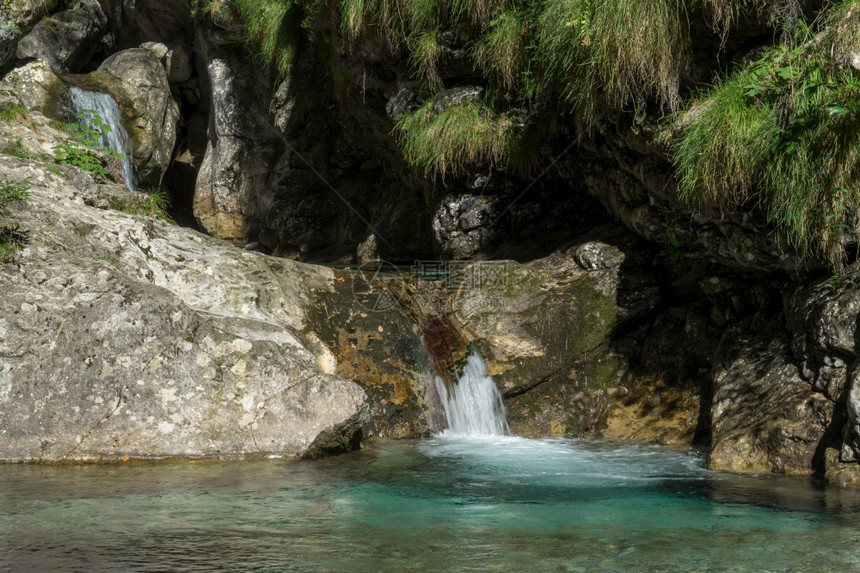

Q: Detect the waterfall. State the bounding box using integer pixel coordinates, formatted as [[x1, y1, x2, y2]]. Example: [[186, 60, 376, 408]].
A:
[[435, 350, 508, 437], [70, 86, 136, 191]]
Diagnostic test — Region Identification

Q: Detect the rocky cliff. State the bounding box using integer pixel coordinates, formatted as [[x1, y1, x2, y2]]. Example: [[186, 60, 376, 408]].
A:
[[1, 0, 860, 484]]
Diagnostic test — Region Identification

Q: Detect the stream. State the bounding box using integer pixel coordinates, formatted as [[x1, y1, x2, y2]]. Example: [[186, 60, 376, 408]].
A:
[[2, 436, 860, 572]]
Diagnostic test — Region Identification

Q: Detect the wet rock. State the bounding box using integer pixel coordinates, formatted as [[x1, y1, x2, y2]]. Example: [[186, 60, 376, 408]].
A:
[[165, 41, 193, 83], [356, 234, 381, 263], [15, 0, 107, 72], [843, 368, 860, 463], [0, 154, 370, 461], [83, 47, 179, 188], [786, 264, 860, 467], [303, 267, 442, 438], [386, 84, 417, 122]]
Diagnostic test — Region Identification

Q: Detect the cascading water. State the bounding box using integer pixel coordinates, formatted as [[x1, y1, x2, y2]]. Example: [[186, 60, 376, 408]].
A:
[[70, 86, 136, 191], [435, 350, 508, 436]]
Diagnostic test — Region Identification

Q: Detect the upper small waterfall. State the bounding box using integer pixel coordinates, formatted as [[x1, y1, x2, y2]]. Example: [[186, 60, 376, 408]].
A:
[[70, 86, 136, 191], [435, 350, 508, 437]]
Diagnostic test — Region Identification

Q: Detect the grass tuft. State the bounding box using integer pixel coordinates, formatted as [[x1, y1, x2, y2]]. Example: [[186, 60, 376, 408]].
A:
[[0, 179, 29, 263], [410, 30, 443, 88], [0, 103, 27, 122], [399, 98, 515, 178], [232, 0, 303, 79], [1, 138, 28, 158], [589, 0, 687, 111], [672, 24, 860, 264], [475, 9, 529, 96], [108, 189, 173, 221]]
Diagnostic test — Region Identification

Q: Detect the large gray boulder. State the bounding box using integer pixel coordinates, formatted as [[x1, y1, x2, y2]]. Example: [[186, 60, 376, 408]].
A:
[[0, 152, 369, 462], [0, 0, 61, 67], [432, 193, 504, 259], [83, 47, 179, 189], [15, 0, 107, 72]]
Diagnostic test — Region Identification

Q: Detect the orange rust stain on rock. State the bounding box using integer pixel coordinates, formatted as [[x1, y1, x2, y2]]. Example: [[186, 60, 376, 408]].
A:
[[419, 314, 468, 388], [330, 328, 416, 406]]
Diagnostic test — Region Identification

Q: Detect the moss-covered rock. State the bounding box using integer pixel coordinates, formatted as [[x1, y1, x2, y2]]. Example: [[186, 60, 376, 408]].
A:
[[445, 231, 664, 438]]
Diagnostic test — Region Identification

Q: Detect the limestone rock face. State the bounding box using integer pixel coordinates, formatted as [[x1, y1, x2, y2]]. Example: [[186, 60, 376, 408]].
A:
[[0, 59, 68, 117], [709, 320, 832, 474], [85, 47, 179, 188], [0, 0, 61, 67], [192, 33, 282, 242], [787, 265, 860, 465], [0, 153, 369, 461], [15, 0, 107, 72]]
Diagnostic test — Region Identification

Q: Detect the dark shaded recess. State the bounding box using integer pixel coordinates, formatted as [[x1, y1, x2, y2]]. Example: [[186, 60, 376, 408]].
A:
[[162, 96, 206, 230]]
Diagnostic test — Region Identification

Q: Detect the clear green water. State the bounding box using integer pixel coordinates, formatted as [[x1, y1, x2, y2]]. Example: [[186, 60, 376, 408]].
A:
[[2, 436, 860, 572]]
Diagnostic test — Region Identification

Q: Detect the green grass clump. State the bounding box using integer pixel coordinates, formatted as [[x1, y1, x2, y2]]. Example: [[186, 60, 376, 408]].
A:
[[674, 75, 771, 206], [410, 30, 443, 89], [532, 0, 594, 112], [0, 103, 27, 122], [673, 22, 860, 264], [475, 9, 530, 97], [0, 179, 29, 263], [399, 99, 514, 177], [827, 0, 860, 65], [535, 0, 687, 114], [590, 0, 687, 110], [214, 0, 303, 80], [1, 138, 28, 158], [108, 189, 172, 221]]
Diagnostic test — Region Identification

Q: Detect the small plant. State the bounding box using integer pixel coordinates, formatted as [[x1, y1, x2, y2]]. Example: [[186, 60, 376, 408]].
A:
[[48, 118, 73, 133], [0, 138, 28, 158], [0, 102, 27, 122], [73, 223, 93, 238], [0, 15, 21, 42], [46, 166, 66, 178], [0, 180, 28, 221], [41, 16, 59, 33], [0, 179, 29, 263], [53, 109, 123, 182]]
